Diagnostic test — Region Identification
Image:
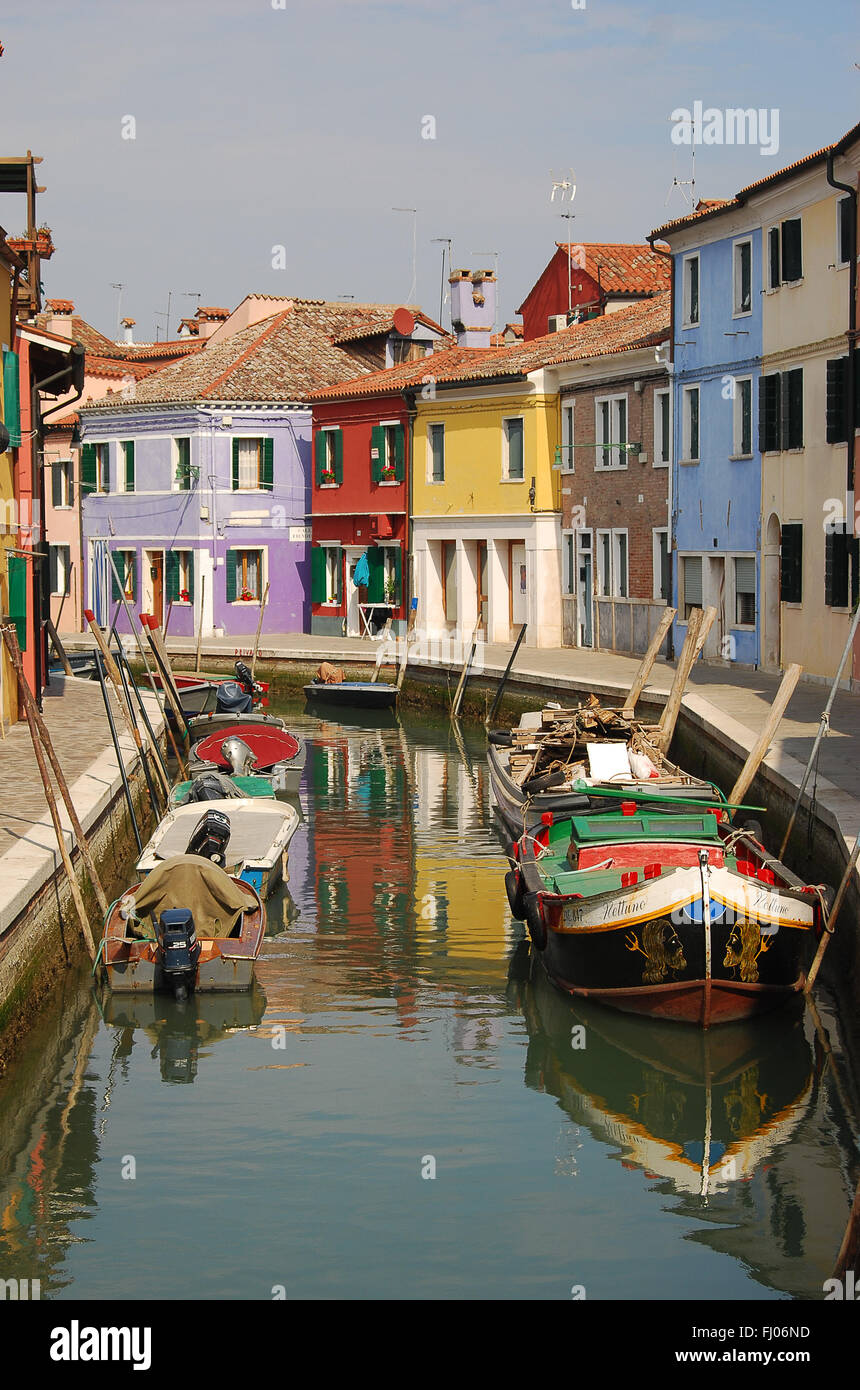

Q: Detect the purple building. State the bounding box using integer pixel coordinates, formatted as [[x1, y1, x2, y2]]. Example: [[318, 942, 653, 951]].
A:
[[79, 295, 430, 638]]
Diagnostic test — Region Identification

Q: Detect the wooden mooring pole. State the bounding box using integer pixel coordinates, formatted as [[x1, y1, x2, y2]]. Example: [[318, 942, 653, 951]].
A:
[[1, 625, 102, 963]]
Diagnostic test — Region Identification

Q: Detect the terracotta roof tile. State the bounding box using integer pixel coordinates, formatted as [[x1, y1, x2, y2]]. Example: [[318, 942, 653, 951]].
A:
[[556, 242, 671, 296]]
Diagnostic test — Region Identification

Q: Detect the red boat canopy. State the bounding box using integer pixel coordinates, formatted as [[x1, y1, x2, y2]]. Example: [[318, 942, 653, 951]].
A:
[[193, 726, 300, 771]]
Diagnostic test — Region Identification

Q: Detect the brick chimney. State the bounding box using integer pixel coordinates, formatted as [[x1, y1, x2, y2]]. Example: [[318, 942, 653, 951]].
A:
[[449, 269, 496, 348]]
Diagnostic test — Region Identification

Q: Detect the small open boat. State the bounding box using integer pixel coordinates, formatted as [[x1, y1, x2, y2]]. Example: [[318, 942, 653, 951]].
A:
[[102, 855, 266, 997], [187, 725, 306, 793], [137, 797, 299, 898], [303, 680, 398, 710], [169, 770, 276, 807], [508, 788, 831, 1027], [154, 662, 270, 722]]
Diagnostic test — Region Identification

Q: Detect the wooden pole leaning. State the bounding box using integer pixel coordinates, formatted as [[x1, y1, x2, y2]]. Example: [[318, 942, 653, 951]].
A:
[[396, 605, 418, 695], [1, 625, 99, 962], [251, 582, 269, 683], [655, 606, 715, 752], [194, 574, 206, 675], [805, 830, 860, 995], [452, 618, 481, 721], [621, 607, 676, 721], [85, 610, 170, 804], [727, 662, 802, 814]]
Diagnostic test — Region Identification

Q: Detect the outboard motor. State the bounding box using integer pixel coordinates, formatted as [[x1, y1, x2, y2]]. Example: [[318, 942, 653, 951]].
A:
[[185, 808, 232, 865], [221, 736, 257, 776], [234, 660, 262, 700], [215, 680, 254, 715], [158, 909, 200, 1002]]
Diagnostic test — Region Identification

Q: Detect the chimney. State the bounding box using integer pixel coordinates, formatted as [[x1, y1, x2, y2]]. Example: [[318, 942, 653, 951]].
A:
[[45, 298, 75, 338], [448, 269, 496, 348], [121, 317, 135, 344]]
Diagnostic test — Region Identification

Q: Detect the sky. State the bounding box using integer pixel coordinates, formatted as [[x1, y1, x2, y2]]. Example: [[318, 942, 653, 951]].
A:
[[1, 0, 858, 341]]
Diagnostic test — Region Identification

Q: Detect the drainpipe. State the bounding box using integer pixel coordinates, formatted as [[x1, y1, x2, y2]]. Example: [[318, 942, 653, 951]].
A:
[[826, 151, 857, 685], [404, 387, 417, 641], [648, 232, 676, 658]]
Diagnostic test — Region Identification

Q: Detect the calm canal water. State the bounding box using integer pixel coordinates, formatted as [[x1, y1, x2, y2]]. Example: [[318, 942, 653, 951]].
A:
[[0, 701, 857, 1300]]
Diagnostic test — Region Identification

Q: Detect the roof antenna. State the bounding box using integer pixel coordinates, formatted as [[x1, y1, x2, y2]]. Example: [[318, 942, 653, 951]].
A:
[[431, 236, 453, 328], [110, 282, 124, 340], [665, 118, 697, 207], [392, 207, 417, 303], [550, 170, 577, 318]]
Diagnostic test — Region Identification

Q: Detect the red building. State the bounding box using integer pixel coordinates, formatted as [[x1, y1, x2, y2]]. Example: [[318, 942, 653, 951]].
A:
[[517, 242, 670, 341], [308, 309, 447, 637]]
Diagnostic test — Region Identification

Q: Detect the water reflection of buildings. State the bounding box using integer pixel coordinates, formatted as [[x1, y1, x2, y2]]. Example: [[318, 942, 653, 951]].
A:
[[512, 944, 858, 1297], [0, 974, 100, 1294]]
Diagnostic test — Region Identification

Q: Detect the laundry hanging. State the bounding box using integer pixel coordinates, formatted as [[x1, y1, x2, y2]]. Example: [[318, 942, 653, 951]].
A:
[[352, 550, 370, 588]]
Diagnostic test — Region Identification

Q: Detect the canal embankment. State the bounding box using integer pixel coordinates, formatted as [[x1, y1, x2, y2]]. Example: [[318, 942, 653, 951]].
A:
[[0, 674, 165, 1071]]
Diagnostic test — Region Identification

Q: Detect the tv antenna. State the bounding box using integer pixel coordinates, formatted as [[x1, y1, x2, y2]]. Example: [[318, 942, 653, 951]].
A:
[[665, 119, 697, 207], [154, 289, 175, 342], [392, 207, 417, 303], [550, 169, 576, 204], [110, 282, 124, 339], [431, 236, 453, 327]]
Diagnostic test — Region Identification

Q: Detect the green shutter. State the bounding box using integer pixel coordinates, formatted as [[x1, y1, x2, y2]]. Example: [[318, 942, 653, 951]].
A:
[[370, 425, 384, 482], [366, 546, 385, 603], [311, 545, 326, 603], [314, 431, 326, 486], [81, 443, 96, 494], [124, 440, 135, 492], [103, 445, 111, 494], [335, 547, 343, 604], [111, 552, 121, 601], [49, 545, 58, 595], [226, 550, 238, 603], [393, 423, 405, 481], [166, 549, 180, 602], [51, 463, 62, 508], [2, 350, 21, 448], [262, 437, 274, 492], [393, 545, 402, 603], [129, 553, 137, 601], [7, 554, 26, 650], [232, 439, 240, 491], [185, 552, 194, 603], [333, 430, 343, 485]]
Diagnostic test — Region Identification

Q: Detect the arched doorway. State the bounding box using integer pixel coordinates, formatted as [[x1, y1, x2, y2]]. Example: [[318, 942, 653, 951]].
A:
[[762, 513, 781, 670]]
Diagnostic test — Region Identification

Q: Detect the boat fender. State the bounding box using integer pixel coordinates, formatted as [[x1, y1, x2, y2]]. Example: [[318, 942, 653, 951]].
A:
[[739, 818, 764, 846], [504, 869, 527, 920], [487, 729, 513, 747], [524, 892, 547, 951], [522, 769, 567, 794]]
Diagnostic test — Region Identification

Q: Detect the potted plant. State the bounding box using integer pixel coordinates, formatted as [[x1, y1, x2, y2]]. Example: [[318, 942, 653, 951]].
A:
[[240, 587, 256, 601], [321, 468, 336, 484], [381, 462, 396, 481], [384, 578, 397, 604], [179, 588, 190, 602]]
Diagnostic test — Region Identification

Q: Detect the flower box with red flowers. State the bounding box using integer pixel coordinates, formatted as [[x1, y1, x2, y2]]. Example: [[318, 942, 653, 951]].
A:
[[179, 588, 190, 602], [239, 588, 257, 602]]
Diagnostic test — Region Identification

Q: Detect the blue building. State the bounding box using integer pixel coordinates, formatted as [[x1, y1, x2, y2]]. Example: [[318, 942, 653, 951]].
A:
[[651, 206, 763, 666]]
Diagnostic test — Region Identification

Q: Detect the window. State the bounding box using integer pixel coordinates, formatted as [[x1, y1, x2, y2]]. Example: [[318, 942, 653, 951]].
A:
[[310, 545, 342, 605], [365, 545, 402, 604], [682, 254, 700, 326], [596, 394, 628, 470], [51, 458, 74, 508], [781, 523, 803, 604], [562, 531, 576, 595], [824, 523, 859, 609], [681, 555, 703, 620], [759, 370, 803, 451], [391, 338, 426, 365], [228, 548, 264, 602], [502, 417, 524, 480], [232, 437, 273, 491], [2, 348, 21, 447], [734, 556, 756, 626], [560, 402, 575, 472], [682, 386, 699, 462], [653, 528, 670, 601], [838, 196, 853, 268], [315, 428, 343, 486], [595, 528, 628, 597], [173, 437, 191, 491], [429, 423, 445, 482], [781, 368, 803, 449], [733, 377, 752, 457], [111, 548, 136, 601], [825, 356, 860, 443], [370, 422, 404, 483], [121, 440, 135, 493], [49, 543, 71, 596], [653, 389, 671, 467], [167, 549, 194, 603], [441, 540, 457, 620], [767, 218, 802, 288], [733, 239, 752, 315], [80, 442, 110, 494]]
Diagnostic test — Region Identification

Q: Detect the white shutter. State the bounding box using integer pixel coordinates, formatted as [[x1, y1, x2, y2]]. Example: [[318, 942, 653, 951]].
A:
[[683, 556, 703, 607]]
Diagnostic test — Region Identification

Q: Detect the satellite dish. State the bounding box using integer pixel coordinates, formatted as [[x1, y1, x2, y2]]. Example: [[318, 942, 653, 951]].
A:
[[393, 307, 415, 336]]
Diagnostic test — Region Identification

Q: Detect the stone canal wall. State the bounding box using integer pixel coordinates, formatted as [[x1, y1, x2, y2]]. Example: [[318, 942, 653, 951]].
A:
[[0, 684, 165, 1072]]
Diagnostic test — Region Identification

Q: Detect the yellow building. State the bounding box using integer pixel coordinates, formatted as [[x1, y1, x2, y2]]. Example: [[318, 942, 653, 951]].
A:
[[0, 231, 24, 727], [756, 125, 860, 682]]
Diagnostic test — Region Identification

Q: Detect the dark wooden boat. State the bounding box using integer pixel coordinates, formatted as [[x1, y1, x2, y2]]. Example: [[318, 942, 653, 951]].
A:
[[102, 855, 265, 996], [508, 791, 831, 1027], [303, 680, 398, 710]]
